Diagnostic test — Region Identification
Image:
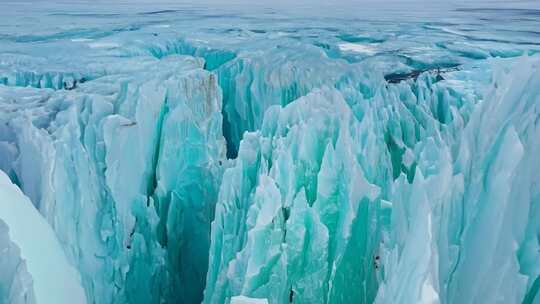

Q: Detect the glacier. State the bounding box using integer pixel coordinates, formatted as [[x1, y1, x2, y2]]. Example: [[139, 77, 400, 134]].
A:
[[0, 1, 540, 304], [204, 57, 540, 304]]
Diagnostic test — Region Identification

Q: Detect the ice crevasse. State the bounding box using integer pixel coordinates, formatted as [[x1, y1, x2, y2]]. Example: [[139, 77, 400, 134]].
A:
[[203, 56, 540, 304], [0, 55, 226, 304], [0, 23, 539, 304]]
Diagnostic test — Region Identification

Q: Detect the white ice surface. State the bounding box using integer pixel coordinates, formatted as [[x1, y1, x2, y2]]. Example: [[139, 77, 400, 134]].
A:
[[338, 43, 377, 55], [230, 295, 269, 304], [0, 170, 87, 304]]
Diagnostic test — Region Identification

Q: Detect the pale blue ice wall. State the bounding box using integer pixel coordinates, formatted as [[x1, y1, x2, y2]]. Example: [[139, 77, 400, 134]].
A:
[[0, 55, 226, 304]]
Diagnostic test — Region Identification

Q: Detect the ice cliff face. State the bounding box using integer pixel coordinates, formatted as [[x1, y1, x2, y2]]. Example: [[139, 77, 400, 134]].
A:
[[0, 55, 226, 304], [1, 2, 540, 304], [375, 58, 540, 304]]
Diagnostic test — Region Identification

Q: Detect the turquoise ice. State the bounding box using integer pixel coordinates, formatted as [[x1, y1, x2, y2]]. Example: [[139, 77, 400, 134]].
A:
[[0, 1, 539, 304]]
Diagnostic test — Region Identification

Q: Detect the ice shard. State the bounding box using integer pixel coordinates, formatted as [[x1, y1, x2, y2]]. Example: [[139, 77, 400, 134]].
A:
[[204, 56, 540, 303]]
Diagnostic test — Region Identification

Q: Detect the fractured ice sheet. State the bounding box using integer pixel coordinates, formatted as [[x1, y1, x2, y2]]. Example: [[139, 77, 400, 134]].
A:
[[0, 54, 226, 304], [204, 56, 540, 304], [1, 2, 540, 304]]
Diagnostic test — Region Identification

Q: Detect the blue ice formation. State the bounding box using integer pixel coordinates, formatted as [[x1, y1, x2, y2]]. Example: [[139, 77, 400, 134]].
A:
[[0, 55, 225, 304], [205, 57, 540, 304], [0, 1, 540, 304]]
